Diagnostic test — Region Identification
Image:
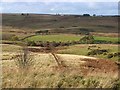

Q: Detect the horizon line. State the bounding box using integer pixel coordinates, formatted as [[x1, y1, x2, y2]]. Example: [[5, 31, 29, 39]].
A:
[[1, 12, 119, 16]]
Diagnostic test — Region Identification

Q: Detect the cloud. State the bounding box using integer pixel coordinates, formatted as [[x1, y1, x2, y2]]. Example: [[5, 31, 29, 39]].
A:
[[87, 2, 97, 9], [1, 2, 118, 15], [50, 8, 55, 11], [1, 0, 119, 2]]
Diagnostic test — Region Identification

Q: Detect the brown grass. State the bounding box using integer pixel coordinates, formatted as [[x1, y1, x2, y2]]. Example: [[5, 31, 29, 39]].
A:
[[2, 51, 119, 88]]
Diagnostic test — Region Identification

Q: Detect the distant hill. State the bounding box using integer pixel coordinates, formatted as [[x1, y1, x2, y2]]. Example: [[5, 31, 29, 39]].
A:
[[2, 13, 118, 33]]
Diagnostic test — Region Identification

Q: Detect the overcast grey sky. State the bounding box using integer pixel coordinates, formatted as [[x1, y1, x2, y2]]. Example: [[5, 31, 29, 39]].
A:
[[1, 2, 118, 15]]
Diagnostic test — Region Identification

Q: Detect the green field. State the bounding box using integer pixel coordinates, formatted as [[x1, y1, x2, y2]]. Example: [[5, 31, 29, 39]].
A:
[[94, 36, 119, 43], [25, 34, 83, 42], [57, 44, 119, 61], [25, 34, 119, 43]]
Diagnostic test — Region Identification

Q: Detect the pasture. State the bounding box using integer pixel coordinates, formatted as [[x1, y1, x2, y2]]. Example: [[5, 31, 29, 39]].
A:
[[57, 44, 119, 61], [94, 36, 119, 43], [25, 34, 119, 44], [25, 34, 82, 42]]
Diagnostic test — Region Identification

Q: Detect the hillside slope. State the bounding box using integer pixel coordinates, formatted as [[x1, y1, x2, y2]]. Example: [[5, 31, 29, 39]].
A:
[[2, 14, 118, 33]]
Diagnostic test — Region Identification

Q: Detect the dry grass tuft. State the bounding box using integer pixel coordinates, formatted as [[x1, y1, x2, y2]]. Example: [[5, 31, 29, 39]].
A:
[[14, 45, 34, 71]]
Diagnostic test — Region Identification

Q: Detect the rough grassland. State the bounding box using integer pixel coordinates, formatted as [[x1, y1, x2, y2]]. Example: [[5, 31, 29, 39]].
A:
[[2, 44, 120, 88], [2, 52, 119, 88]]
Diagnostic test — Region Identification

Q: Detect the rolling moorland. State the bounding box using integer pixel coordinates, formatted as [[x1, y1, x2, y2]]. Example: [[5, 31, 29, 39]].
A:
[[1, 13, 120, 88]]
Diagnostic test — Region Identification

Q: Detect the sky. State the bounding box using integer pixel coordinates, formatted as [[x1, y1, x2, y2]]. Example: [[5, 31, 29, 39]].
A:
[[0, 1, 119, 15]]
